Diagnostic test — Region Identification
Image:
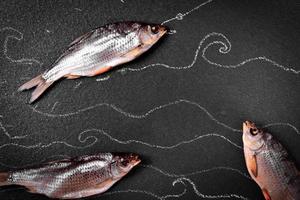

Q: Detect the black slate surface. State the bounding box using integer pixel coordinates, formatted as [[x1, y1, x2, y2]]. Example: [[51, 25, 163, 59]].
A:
[[0, 0, 299, 199]]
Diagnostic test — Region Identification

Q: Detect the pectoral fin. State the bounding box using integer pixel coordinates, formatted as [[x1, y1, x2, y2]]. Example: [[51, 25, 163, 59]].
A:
[[262, 188, 272, 200], [65, 74, 81, 79], [90, 66, 112, 76], [246, 154, 258, 177]]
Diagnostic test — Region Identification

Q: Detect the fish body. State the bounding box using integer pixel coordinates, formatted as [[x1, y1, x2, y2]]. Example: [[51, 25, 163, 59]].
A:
[[0, 153, 141, 199], [243, 121, 300, 200], [18, 22, 167, 103]]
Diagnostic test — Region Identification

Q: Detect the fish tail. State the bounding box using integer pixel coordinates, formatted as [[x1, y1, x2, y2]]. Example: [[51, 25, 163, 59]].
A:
[[0, 172, 9, 186], [18, 74, 44, 91], [18, 74, 54, 103]]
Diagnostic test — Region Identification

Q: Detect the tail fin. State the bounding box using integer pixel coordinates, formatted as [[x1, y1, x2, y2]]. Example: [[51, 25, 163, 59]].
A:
[[0, 172, 9, 187], [18, 74, 54, 103]]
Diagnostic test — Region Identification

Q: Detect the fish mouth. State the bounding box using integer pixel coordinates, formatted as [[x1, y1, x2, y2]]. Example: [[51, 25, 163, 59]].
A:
[[158, 25, 168, 36], [112, 153, 141, 167], [132, 159, 141, 167], [243, 120, 255, 130], [130, 154, 141, 167]]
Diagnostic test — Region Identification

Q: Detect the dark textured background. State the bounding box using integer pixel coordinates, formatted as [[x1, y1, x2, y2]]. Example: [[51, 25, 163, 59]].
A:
[[0, 0, 299, 199]]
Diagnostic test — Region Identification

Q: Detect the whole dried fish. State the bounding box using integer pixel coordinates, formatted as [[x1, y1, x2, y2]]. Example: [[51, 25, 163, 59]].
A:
[[243, 121, 300, 200], [18, 22, 168, 103], [0, 153, 141, 199]]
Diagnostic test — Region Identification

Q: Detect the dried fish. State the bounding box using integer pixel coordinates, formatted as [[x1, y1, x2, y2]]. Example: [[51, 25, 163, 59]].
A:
[[0, 153, 141, 199], [19, 22, 167, 103]]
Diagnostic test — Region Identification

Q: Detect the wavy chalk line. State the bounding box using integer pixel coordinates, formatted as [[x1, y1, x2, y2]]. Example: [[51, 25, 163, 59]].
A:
[[0, 120, 10, 139], [0, 116, 29, 140], [0, 27, 42, 66], [96, 75, 111, 82], [123, 32, 299, 74], [31, 99, 300, 136], [103, 188, 186, 200], [104, 177, 249, 200], [31, 99, 241, 132], [103, 177, 248, 200], [0, 128, 242, 150], [158, 0, 297, 75], [141, 164, 251, 180], [263, 122, 299, 135], [73, 129, 243, 149], [174, 177, 248, 199]]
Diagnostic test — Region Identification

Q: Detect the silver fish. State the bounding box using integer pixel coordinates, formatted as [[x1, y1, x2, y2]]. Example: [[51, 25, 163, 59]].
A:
[[0, 153, 141, 199], [243, 121, 300, 200], [18, 22, 168, 103]]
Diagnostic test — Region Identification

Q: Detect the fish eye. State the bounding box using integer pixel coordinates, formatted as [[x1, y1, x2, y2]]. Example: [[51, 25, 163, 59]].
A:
[[250, 128, 258, 136], [151, 26, 159, 34]]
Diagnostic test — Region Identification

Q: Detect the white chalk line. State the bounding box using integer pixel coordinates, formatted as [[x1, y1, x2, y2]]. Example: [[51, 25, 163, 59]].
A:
[[159, 0, 298, 75], [0, 27, 42, 66], [0, 120, 10, 139], [0, 128, 242, 151], [74, 8, 83, 12], [30, 99, 300, 137], [263, 122, 299, 135], [1, 118, 297, 159], [102, 177, 249, 200], [102, 187, 186, 200], [140, 164, 251, 180], [50, 102, 59, 113], [122, 32, 298, 74], [30, 99, 241, 133], [73, 81, 82, 89], [161, 0, 214, 25], [73, 129, 243, 149], [0, 116, 29, 140], [96, 75, 111, 82], [173, 177, 249, 199]]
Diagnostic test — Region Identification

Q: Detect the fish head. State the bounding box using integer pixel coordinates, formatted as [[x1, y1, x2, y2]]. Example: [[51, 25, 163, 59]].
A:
[[138, 23, 168, 47], [110, 153, 141, 178], [242, 120, 265, 151]]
